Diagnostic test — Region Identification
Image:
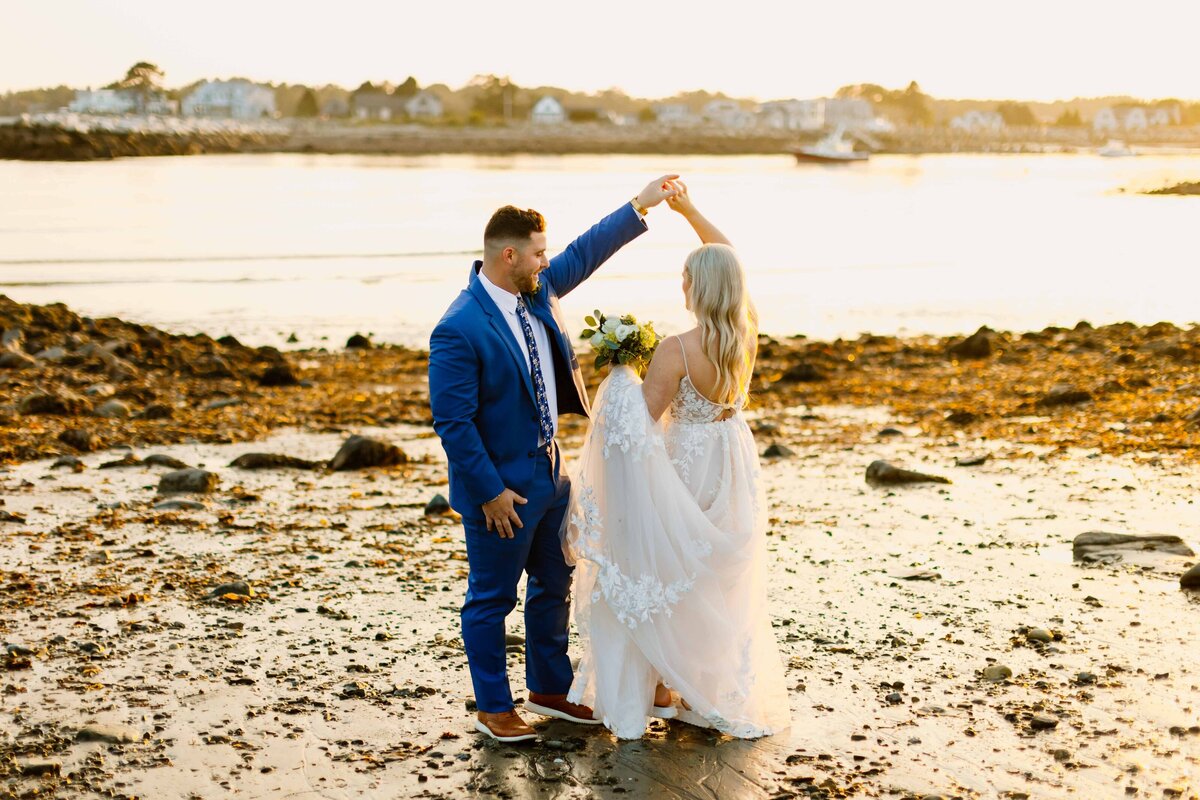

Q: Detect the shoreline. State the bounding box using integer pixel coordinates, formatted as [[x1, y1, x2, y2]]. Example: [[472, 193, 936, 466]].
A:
[[0, 297, 1197, 468], [5, 117, 1200, 161]]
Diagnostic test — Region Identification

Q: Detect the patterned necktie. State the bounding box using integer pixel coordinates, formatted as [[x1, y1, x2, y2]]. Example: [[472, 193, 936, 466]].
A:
[[515, 297, 554, 446]]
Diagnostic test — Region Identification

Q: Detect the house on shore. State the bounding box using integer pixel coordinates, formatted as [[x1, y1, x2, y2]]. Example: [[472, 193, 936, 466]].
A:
[[531, 96, 566, 124], [702, 99, 755, 128], [1093, 105, 1148, 133], [405, 90, 443, 120], [652, 103, 695, 126], [949, 110, 1005, 133], [758, 99, 825, 131], [68, 88, 175, 115], [823, 98, 875, 130], [182, 80, 275, 119], [351, 83, 407, 121]]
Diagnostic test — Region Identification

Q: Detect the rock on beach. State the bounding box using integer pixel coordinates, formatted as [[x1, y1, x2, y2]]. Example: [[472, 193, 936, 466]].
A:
[[329, 435, 407, 471], [157, 468, 220, 494], [865, 460, 951, 486]]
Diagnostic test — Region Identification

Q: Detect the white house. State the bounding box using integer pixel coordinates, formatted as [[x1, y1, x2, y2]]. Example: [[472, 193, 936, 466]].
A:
[[1093, 105, 1149, 133], [531, 96, 565, 124], [68, 88, 174, 115], [758, 99, 825, 131], [405, 90, 443, 120], [702, 99, 755, 128], [950, 110, 1005, 133], [823, 98, 875, 130], [68, 89, 136, 115], [1148, 104, 1182, 126], [652, 103, 695, 126], [183, 80, 276, 120]]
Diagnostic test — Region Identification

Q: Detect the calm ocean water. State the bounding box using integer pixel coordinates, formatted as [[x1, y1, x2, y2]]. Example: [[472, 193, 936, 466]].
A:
[[2, 152, 1197, 348]]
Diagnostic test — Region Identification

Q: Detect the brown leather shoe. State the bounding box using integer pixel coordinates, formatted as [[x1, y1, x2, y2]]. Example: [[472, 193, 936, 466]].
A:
[[651, 683, 678, 719], [525, 692, 602, 725], [474, 710, 537, 742]]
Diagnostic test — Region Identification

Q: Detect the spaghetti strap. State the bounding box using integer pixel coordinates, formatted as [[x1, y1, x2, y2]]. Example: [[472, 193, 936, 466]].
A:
[[675, 336, 691, 381]]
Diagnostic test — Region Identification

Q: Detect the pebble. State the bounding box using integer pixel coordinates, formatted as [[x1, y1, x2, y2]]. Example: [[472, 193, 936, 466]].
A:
[[1030, 714, 1059, 730], [203, 397, 244, 411], [1026, 627, 1053, 643], [51, 455, 85, 470], [1181, 563, 1200, 589], [1074, 671, 1097, 685], [762, 442, 796, 458]]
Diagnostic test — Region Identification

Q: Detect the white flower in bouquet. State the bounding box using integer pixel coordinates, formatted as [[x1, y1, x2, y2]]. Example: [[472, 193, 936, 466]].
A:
[[579, 309, 663, 376]]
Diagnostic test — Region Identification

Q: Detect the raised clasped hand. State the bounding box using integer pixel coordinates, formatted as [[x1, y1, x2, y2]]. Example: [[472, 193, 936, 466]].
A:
[[635, 174, 683, 210]]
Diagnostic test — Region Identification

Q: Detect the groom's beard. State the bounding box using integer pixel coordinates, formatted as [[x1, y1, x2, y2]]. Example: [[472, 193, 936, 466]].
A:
[[515, 273, 540, 294]]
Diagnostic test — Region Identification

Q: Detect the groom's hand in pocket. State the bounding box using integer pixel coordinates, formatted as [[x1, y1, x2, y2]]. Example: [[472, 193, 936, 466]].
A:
[[482, 489, 527, 539]]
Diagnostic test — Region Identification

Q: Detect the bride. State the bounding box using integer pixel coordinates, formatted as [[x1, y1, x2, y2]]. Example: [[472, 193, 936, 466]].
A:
[[562, 182, 789, 739]]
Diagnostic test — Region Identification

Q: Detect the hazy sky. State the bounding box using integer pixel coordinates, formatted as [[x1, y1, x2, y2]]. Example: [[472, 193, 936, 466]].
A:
[[4, 0, 1198, 101]]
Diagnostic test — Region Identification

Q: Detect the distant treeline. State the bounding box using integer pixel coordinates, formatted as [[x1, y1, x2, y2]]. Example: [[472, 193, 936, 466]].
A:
[[3, 71, 1200, 127]]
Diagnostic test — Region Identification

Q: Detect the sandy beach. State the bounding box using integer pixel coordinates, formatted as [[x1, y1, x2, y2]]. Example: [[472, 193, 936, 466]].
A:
[[2, 299, 1198, 798]]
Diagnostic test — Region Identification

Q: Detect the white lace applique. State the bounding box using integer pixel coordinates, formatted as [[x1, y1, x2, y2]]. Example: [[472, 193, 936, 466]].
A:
[[569, 484, 696, 630], [598, 368, 662, 461]]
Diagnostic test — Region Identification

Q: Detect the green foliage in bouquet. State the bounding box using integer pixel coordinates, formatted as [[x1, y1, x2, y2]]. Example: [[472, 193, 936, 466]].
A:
[[579, 309, 662, 375]]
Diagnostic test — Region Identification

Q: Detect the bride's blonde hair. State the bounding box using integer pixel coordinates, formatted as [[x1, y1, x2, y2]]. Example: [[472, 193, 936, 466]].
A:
[[684, 243, 758, 405]]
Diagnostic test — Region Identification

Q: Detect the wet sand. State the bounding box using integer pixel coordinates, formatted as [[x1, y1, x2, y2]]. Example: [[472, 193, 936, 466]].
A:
[[2, 409, 1197, 799]]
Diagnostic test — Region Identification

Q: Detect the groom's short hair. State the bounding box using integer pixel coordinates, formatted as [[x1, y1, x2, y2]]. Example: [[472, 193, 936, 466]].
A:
[[484, 205, 545, 246]]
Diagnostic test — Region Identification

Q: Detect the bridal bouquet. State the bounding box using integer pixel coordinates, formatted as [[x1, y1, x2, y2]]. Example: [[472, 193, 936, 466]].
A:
[[579, 309, 662, 374]]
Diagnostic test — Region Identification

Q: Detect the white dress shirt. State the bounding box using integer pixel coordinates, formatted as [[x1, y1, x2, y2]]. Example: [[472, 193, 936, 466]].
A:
[[479, 271, 559, 443]]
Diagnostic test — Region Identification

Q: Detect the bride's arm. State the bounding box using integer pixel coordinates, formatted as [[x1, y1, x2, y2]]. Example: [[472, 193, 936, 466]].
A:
[[641, 336, 686, 421], [666, 181, 731, 246]]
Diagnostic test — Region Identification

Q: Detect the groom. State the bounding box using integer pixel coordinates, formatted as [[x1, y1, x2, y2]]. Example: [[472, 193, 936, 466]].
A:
[[428, 176, 679, 742]]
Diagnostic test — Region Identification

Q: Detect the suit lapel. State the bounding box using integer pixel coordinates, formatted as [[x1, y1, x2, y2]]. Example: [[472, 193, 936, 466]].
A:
[[467, 269, 537, 405]]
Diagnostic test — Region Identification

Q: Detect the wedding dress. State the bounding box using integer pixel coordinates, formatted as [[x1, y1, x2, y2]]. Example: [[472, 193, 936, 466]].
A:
[[562, 344, 789, 740]]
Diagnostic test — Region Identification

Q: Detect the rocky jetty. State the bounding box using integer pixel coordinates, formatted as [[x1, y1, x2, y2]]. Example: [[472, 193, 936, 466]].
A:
[[0, 119, 285, 161]]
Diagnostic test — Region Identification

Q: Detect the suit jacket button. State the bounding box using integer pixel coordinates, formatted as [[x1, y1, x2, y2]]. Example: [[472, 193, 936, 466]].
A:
[[527, 450, 536, 458]]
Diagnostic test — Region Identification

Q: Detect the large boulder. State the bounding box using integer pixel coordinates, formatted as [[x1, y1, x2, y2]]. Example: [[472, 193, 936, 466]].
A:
[[329, 435, 407, 471], [94, 399, 131, 419], [1181, 563, 1200, 589], [1072, 531, 1194, 563], [866, 460, 951, 486], [0, 350, 36, 370], [230, 453, 321, 470], [58, 428, 99, 452], [158, 468, 220, 494], [947, 326, 994, 359], [19, 390, 91, 416], [258, 362, 300, 387]]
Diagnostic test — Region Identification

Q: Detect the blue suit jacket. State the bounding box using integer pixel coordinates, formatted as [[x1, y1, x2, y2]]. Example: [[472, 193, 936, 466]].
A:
[[428, 202, 647, 516]]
